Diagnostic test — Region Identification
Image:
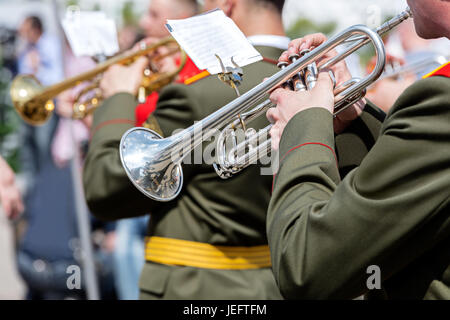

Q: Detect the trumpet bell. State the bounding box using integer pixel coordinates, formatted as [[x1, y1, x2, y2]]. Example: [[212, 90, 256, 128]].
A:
[[119, 128, 184, 202], [10, 75, 54, 125]]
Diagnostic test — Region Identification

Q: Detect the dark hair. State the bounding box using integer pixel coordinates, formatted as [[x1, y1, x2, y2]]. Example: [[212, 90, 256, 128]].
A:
[[26, 16, 43, 34], [253, 0, 285, 14]]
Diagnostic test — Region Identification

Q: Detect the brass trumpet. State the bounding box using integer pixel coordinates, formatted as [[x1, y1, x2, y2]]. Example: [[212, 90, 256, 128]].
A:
[[10, 37, 186, 125]]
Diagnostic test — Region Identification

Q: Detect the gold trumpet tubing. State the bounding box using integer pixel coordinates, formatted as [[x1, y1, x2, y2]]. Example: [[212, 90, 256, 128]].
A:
[[11, 36, 183, 125], [150, 45, 188, 81], [74, 46, 187, 118], [72, 82, 102, 119]]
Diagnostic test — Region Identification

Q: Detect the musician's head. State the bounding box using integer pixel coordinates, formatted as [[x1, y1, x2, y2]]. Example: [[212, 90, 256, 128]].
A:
[[19, 16, 43, 44], [407, 0, 450, 39], [140, 0, 199, 38], [202, 0, 285, 36]]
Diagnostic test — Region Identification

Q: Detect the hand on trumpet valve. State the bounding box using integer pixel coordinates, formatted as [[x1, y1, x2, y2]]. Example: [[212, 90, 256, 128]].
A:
[[280, 33, 353, 87], [100, 56, 149, 99], [267, 71, 335, 151], [56, 90, 77, 118], [56, 90, 94, 129]]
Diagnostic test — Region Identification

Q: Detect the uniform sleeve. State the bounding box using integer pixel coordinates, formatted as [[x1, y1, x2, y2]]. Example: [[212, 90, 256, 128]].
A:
[[267, 77, 450, 299], [83, 85, 198, 221]]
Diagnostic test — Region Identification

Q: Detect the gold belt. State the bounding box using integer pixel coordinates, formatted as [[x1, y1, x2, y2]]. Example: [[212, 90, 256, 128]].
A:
[[145, 237, 272, 270]]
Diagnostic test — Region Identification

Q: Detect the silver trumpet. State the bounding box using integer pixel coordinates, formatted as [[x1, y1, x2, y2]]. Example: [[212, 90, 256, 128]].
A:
[[119, 8, 412, 201]]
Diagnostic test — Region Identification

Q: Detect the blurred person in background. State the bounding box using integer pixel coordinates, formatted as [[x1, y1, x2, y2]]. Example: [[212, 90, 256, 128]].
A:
[[58, 0, 201, 300], [17, 16, 64, 86], [366, 19, 449, 112], [14, 15, 84, 300], [16, 15, 64, 191], [118, 25, 144, 53], [1, 25, 25, 299], [135, 0, 201, 125], [55, 41, 119, 300], [111, 0, 200, 301]]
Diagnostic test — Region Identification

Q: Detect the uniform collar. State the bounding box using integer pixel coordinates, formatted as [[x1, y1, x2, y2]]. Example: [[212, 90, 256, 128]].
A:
[[247, 35, 290, 50]]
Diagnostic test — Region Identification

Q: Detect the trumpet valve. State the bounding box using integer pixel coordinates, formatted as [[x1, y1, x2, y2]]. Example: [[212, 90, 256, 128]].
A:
[[138, 86, 147, 104], [277, 61, 293, 90], [288, 53, 300, 62], [288, 53, 309, 92], [45, 101, 55, 112], [276, 61, 289, 69], [297, 49, 318, 90]]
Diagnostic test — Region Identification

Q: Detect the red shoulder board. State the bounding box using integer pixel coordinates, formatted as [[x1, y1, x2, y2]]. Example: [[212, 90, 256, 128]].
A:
[[176, 56, 210, 85], [423, 62, 450, 79]]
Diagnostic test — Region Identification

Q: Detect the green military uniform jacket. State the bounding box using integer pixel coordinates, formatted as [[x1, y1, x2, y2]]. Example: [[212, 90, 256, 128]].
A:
[[267, 72, 450, 299], [83, 45, 384, 300]]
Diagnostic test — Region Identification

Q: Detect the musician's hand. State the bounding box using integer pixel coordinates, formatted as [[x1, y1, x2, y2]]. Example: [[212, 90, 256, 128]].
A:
[[279, 33, 353, 87], [267, 72, 335, 151], [277, 33, 365, 134], [100, 56, 149, 99], [56, 90, 77, 118], [0, 157, 24, 220]]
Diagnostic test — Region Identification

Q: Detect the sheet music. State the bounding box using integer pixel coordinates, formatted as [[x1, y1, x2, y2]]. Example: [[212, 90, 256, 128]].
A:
[[62, 9, 119, 57], [166, 9, 262, 74]]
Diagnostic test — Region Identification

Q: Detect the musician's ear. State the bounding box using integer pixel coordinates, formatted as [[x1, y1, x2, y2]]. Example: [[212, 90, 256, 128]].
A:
[[222, 0, 235, 17]]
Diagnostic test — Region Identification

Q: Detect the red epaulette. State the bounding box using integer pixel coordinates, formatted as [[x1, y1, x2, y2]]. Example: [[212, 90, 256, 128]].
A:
[[423, 62, 450, 79], [178, 56, 210, 85]]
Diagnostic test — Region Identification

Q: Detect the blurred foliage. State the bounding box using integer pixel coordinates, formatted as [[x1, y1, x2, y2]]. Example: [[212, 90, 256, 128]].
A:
[[286, 18, 337, 39], [65, 0, 79, 8], [64, 0, 139, 27], [0, 60, 21, 172], [286, 14, 398, 76], [357, 14, 393, 69], [122, 1, 139, 27], [65, 0, 99, 11]]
